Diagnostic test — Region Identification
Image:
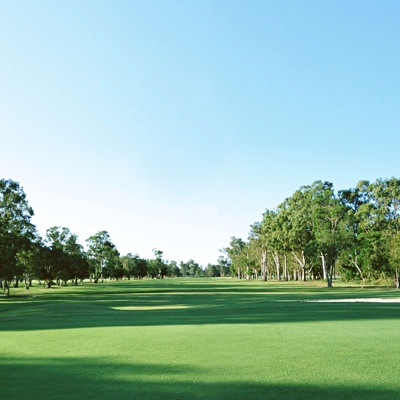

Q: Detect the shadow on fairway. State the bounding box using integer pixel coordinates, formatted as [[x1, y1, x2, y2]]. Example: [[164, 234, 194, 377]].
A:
[[1, 293, 400, 333], [1, 355, 397, 400]]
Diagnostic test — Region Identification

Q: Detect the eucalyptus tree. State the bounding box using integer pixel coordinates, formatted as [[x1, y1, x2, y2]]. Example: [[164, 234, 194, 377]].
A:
[[338, 180, 374, 282], [216, 255, 231, 277], [278, 187, 314, 281], [339, 179, 397, 283], [205, 263, 221, 277], [370, 177, 400, 285], [121, 253, 135, 279], [131, 255, 148, 279], [179, 259, 202, 277], [86, 231, 120, 282], [224, 237, 247, 279], [148, 249, 168, 278], [308, 181, 352, 287], [0, 179, 37, 291], [45, 226, 88, 285], [261, 209, 287, 281], [389, 232, 400, 289], [166, 260, 180, 277], [273, 204, 291, 280], [16, 238, 50, 288], [248, 222, 267, 280]]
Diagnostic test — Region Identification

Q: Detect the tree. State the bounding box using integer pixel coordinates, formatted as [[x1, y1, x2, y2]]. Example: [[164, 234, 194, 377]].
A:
[[166, 260, 180, 277], [389, 232, 400, 289], [339, 179, 400, 284], [308, 181, 352, 287], [370, 178, 400, 285], [179, 259, 203, 277], [216, 255, 230, 277], [16, 238, 50, 288], [248, 222, 266, 280], [205, 263, 221, 277], [0, 179, 37, 293], [121, 253, 135, 279], [45, 226, 88, 285], [86, 231, 119, 282], [224, 237, 246, 279], [147, 249, 168, 278], [279, 188, 314, 281]]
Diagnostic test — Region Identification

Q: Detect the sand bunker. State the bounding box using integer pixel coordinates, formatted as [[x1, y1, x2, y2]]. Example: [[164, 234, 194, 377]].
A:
[[112, 305, 192, 310], [305, 298, 400, 303]]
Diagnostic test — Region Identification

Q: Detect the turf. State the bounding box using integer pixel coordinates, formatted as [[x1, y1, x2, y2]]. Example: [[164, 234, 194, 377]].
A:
[[1, 278, 400, 399]]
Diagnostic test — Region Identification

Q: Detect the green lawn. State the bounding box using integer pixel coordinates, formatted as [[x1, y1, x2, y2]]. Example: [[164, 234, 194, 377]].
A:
[[1, 278, 400, 399]]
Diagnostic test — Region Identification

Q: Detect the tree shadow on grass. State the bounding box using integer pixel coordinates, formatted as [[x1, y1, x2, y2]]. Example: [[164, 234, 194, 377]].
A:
[[1, 279, 400, 332], [1, 292, 400, 332], [1, 355, 397, 400]]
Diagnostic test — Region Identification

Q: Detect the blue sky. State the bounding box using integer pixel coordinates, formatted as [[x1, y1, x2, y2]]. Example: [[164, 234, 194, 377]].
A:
[[1, 0, 399, 265]]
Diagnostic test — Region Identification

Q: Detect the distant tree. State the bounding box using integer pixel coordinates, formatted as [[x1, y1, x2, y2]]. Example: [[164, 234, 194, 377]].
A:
[[45, 226, 88, 285], [166, 260, 180, 277], [224, 237, 246, 279], [148, 249, 168, 279], [216, 255, 230, 277], [205, 263, 220, 277], [133, 256, 148, 279], [16, 238, 51, 288], [121, 253, 135, 279], [179, 259, 203, 277], [86, 231, 119, 282]]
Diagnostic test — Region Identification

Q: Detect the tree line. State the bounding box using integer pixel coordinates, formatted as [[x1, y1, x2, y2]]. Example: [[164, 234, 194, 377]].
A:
[[2, 177, 400, 295], [0, 178, 224, 296], [222, 178, 400, 288]]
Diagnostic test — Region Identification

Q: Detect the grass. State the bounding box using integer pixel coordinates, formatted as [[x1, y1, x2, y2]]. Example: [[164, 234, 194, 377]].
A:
[[1, 278, 400, 399]]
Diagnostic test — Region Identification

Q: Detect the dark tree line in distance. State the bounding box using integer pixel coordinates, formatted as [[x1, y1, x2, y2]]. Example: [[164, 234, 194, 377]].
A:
[[0, 178, 223, 296]]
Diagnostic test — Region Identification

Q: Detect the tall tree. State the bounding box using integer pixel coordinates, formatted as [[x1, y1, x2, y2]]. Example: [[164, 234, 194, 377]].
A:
[[224, 237, 246, 279], [279, 187, 314, 281], [0, 179, 37, 292], [148, 249, 168, 278], [45, 226, 88, 285], [86, 231, 119, 282], [308, 181, 352, 287]]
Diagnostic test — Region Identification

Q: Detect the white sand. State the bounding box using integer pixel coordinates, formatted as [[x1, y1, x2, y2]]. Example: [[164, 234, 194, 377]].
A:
[[305, 298, 400, 303]]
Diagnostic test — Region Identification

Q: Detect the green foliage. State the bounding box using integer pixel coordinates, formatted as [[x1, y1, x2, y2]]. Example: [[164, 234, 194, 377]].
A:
[[228, 178, 400, 287], [0, 179, 37, 286], [86, 231, 120, 282], [45, 227, 89, 285]]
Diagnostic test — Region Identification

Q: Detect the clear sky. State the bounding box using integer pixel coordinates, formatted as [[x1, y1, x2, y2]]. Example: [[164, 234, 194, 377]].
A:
[[1, 0, 399, 265]]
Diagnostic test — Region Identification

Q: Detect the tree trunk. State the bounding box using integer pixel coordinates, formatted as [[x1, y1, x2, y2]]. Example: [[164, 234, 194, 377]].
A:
[[273, 253, 281, 281], [283, 254, 288, 281], [260, 247, 267, 281], [292, 251, 307, 281], [321, 253, 327, 280], [3, 280, 10, 297], [326, 262, 333, 288]]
